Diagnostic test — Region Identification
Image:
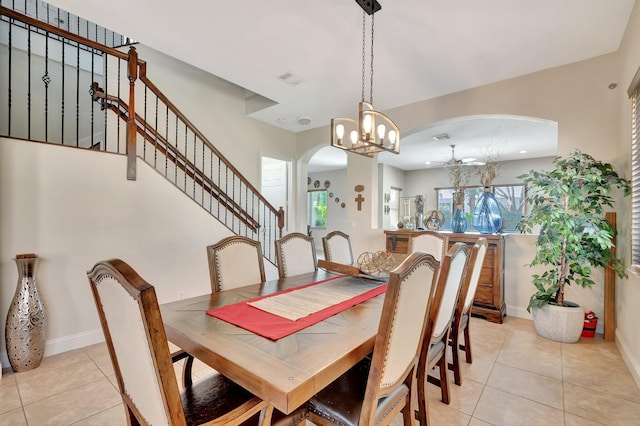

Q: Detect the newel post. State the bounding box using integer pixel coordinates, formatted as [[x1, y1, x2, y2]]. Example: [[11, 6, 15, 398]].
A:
[[126, 46, 138, 180], [277, 207, 285, 238]]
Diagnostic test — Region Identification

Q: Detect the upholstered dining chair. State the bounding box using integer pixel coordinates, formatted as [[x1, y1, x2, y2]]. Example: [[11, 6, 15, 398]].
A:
[[322, 230, 354, 265], [416, 243, 470, 424], [275, 232, 318, 278], [207, 235, 266, 292], [87, 259, 272, 426], [410, 231, 449, 262], [306, 251, 442, 426], [449, 239, 487, 386], [87, 259, 308, 426]]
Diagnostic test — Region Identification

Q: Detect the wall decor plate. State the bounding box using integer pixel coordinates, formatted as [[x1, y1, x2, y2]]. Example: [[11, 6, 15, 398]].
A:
[[335, 197, 340, 203], [424, 210, 445, 231], [324, 180, 331, 188], [341, 202, 346, 208], [355, 185, 364, 192], [329, 192, 334, 198], [314, 180, 320, 188]]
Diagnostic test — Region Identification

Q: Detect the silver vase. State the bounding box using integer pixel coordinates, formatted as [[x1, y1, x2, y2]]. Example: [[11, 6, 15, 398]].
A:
[[5, 255, 47, 372]]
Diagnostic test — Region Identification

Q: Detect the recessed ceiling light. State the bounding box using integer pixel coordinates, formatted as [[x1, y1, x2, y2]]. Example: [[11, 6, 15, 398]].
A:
[[519, 150, 527, 154], [425, 161, 431, 165], [297, 116, 312, 126]]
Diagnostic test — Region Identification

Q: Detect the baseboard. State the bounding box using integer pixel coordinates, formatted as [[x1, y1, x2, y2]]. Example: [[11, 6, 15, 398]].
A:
[[1, 329, 105, 370], [616, 331, 640, 389], [506, 305, 532, 320]]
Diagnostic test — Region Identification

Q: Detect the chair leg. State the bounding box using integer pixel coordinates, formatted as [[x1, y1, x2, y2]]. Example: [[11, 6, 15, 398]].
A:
[[450, 330, 462, 386], [415, 360, 429, 426], [437, 355, 450, 404], [401, 395, 413, 426], [463, 323, 473, 364]]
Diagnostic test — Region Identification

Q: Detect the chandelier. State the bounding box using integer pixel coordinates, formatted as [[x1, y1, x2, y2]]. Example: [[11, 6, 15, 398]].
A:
[[330, 0, 400, 158]]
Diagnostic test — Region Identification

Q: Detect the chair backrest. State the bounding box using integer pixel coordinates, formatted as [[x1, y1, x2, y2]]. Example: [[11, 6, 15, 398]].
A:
[[87, 259, 184, 425], [459, 239, 488, 315], [207, 236, 266, 292], [431, 243, 470, 342], [275, 232, 318, 278], [410, 231, 449, 262], [322, 231, 354, 265], [361, 252, 441, 422]]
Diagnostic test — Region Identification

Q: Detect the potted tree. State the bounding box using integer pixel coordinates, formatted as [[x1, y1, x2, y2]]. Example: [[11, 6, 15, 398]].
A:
[[516, 149, 630, 343]]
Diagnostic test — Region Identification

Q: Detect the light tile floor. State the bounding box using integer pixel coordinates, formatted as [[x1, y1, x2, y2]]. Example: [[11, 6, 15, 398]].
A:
[[1, 316, 639, 425]]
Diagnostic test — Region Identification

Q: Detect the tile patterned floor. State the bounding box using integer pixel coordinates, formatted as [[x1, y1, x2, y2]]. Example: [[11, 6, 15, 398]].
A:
[[1, 317, 639, 425]]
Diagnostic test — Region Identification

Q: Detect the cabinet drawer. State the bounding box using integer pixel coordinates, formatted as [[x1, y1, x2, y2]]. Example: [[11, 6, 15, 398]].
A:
[[386, 236, 410, 254]]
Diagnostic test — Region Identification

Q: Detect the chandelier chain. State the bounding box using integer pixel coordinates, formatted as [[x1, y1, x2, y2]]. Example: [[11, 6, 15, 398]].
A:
[[370, 14, 374, 104], [361, 11, 366, 102]]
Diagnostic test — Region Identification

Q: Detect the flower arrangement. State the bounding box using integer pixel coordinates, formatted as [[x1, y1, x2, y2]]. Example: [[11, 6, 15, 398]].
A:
[[478, 160, 499, 188], [448, 164, 470, 206]]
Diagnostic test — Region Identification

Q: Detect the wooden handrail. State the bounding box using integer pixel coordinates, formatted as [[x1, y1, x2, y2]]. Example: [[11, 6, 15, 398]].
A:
[[0, 7, 136, 62], [136, 62, 279, 215], [95, 91, 261, 231]]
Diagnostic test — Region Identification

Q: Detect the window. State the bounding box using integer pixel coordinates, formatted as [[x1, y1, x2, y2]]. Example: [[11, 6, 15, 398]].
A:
[[630, 67, 640, 266], [436, 184, 525, 233], [307, 190, 327, 228]]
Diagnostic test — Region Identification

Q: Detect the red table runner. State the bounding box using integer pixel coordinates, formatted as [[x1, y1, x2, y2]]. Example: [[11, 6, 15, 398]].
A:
[[206, 275, 386, 340]]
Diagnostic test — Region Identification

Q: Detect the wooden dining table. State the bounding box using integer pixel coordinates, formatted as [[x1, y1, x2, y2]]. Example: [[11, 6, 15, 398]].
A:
[[160, 270, 385, 414]]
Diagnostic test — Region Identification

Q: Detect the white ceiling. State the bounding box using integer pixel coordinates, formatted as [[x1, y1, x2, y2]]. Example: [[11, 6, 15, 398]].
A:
[[46, 0, 635, 171]]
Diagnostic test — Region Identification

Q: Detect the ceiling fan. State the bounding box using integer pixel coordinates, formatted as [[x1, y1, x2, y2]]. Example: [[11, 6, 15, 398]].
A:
[[439, 144, 485, 168]]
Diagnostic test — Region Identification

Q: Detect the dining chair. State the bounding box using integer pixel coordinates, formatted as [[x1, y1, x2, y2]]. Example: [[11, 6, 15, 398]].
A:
[[207, 235, 266, 292], [321, 230, 354, 265], [449, 238, 487, 386], [275, 232, 318, 278], [416, 242, 470, 424], [87, 259, 307, 426], [306, 251, 442, 426], [410, 231, 449, 262]]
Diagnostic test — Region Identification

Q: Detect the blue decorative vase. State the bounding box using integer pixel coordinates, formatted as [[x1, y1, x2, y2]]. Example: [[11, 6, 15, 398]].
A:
[[472, 188, 503, 234], [451, 205, 467, 233]]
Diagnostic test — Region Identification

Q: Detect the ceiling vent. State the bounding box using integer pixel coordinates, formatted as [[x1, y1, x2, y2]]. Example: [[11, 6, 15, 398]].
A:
[[278, 72, 303, 86]]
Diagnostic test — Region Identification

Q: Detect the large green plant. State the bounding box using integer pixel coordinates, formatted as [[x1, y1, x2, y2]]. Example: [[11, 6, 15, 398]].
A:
[[516, 150, 631, 311]]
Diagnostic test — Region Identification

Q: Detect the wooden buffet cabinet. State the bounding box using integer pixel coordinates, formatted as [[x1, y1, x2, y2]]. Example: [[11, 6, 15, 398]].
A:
[[384, 230, 506, 323]]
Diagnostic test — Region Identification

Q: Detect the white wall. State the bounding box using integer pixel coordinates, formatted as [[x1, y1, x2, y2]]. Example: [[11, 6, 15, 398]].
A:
[[0, 137, 278, 367]]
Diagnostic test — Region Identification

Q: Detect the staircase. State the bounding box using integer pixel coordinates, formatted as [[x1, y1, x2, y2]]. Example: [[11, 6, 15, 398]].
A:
[[0, 2, 284, 264]]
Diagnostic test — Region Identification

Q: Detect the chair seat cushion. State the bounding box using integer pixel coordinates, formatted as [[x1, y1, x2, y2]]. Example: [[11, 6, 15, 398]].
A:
[[181, 372, 307, 426], [181, 372, 259, 425], [307, 358, 408, 426], [459, 313, 469, 332], [427, 340, 446, 369]]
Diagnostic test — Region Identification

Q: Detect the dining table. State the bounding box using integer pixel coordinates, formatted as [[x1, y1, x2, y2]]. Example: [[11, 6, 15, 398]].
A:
[[160, 270, 386, 415]]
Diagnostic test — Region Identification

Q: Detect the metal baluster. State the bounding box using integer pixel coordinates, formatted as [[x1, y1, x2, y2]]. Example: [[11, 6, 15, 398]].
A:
[[75, 16, 79, 147]]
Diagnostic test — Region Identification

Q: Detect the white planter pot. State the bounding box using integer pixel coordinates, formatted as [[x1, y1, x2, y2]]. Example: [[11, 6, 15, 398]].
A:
[[531, 302, 584, 343]]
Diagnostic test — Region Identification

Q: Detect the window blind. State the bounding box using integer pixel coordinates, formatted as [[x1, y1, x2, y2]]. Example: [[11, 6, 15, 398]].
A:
[[629, 68, 640, 266]]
